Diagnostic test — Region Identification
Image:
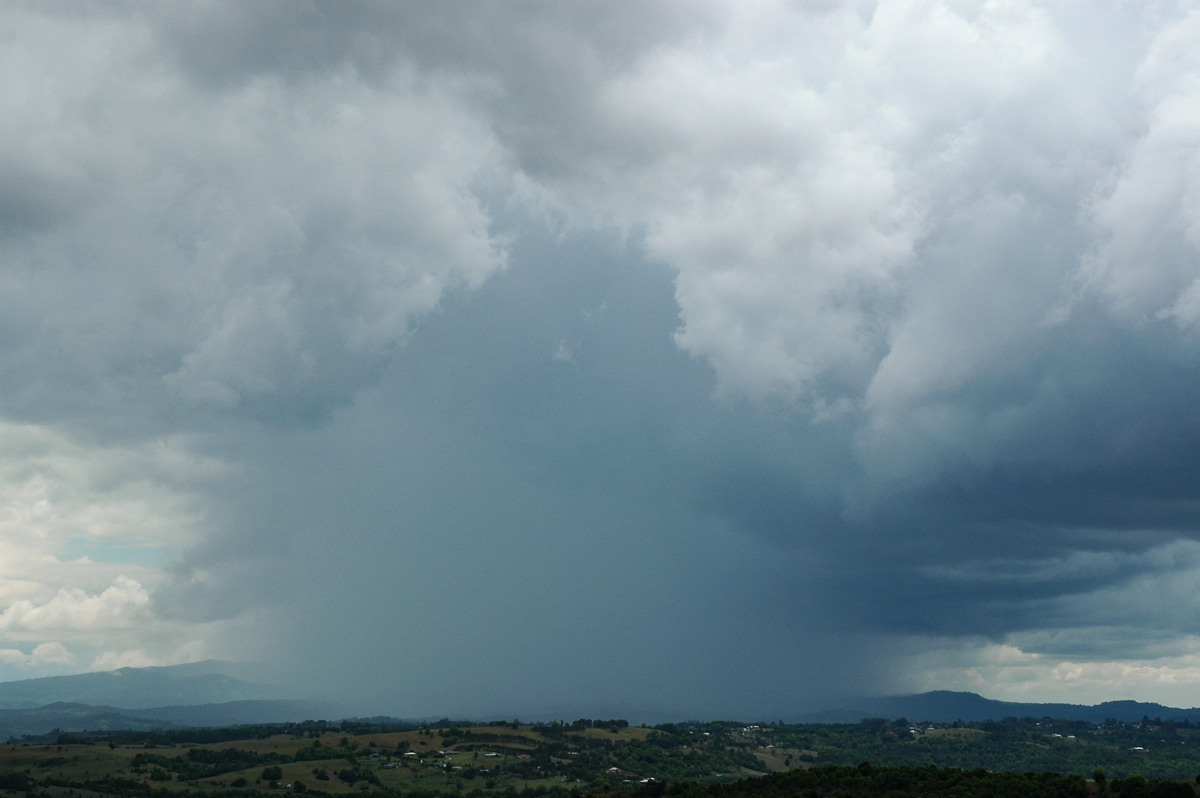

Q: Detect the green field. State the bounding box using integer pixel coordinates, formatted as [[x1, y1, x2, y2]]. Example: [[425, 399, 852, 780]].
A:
[[5, 715, 1200, 797]]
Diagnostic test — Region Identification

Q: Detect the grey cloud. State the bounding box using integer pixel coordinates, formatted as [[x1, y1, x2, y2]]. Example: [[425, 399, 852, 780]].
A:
[[8, 0, 1200, 713], [131, 0, 1200, 693], [0, 159, 92, 237], [164, 235, 890, 716], [1009, 626, 1200, 662], [1, 3, 509, 429]]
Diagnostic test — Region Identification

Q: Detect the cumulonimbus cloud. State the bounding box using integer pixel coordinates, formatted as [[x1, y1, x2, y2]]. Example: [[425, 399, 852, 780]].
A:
[[5, 0, 1200, 708]]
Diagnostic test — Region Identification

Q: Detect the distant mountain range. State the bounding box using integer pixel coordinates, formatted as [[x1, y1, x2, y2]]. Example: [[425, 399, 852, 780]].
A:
[[802, 690, 1200, 724], [2, 663, 1199, 742], [0, 662, 336, 740], [0, 660, 279, 710]]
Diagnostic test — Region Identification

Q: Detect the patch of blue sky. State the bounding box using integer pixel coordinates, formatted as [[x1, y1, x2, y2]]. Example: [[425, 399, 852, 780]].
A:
[[62, 538, 168, 569]]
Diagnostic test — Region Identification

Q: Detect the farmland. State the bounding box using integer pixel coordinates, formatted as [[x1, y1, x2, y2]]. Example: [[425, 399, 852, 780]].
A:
[[6, 715, 1200, 797]]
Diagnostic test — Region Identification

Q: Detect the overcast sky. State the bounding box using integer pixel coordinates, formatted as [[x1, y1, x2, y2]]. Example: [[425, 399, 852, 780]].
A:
[[5, 0, 1200, 720]]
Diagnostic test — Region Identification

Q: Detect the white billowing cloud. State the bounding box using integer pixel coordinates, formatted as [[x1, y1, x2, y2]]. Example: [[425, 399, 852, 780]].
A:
[[513, 1, 1078, 409], [0, 421, 216, 617], [90, 648, 161, 672], [523, 0, 1200, 519], [0, 420, 231, 672], [4, 0, 1160, 444], [0, 649, 28, 666], [520, 3, 917, 404], [0, 5, 507, 420], [900, 635, 1200, 707], [500, 0, 1175, 529], [0, 642, 76, 669], [659, 131, 914, 405], [30, 641, 76, 666], [1082, 9, 1200, 329], [0, 422, 214, 551], [0, 575, 150, 635]]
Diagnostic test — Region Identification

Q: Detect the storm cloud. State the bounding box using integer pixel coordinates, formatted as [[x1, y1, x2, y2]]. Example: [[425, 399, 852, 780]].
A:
[[4, 0, 1200, 717]]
